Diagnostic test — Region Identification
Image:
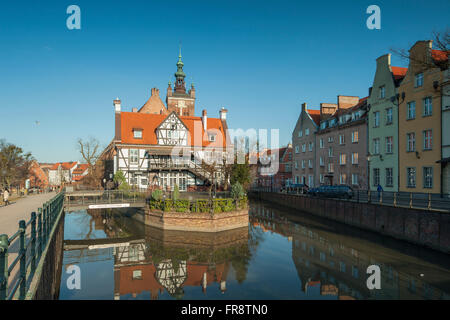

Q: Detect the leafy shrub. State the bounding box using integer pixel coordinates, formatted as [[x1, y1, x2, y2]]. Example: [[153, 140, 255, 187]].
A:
[[231, 182, 246, 199], [173, 184, 180, 201], [151, 189, 162, 201]]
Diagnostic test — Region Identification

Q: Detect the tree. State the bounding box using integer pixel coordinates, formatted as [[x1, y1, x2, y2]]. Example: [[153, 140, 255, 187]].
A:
[[0, 140, 33, 189], [391, 29, 449, 71], [113, 170, 130, 191], [77, 137, 104, 188]]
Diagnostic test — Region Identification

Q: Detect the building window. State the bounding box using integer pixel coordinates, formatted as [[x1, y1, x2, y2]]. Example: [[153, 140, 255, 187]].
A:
[[328, 147, 333, 157], [423, 130, 432, 150], [298, 130, 303, 137], [302, 160, 305, 169], [373, 168, 380, 186], [423, 167, 433, 189], [328, 163, 334, 173], [308, 175, 314, 187], [352, 174, 358, 185], [339, 153, 346, 165], [209, 134, 216, 142], [295, 161, 298, 169], [320, 156, 324, 166], [133, 129, 143, 139], [339, 134, 345, 145], [308, 142, 313, 151], [385, 168, 393, 187], [130, 149, 139, 165], [320, 138, 324, 148], [132, 270, 143, 280], [407, 167, 416, 188], [340, 174, 347, 184], [302, 144, 306, 152], [373, 138, 380, 155], [352, 131, 359, 143], [141, 178, 148, 186], [305, 128, 310, 136], [320, 174, 324, 183], [407, 133, 415, 152], [328, 136, 334, 143], [386, 108, 393, 125], [423, 97, 432, 116], [415, 73, 423, 87], [295, 146, 299, 153], [407, 101, 416, 120], [379, 85, 385, 99], [385, 136, 393, 154], [374, 112, 380, 127], [308, 159, 313, 168], [351, 152, 358, 164]]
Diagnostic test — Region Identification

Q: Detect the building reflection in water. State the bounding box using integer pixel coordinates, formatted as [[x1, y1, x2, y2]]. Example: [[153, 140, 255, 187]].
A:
[[112, 225, 249, 300], [249, 202, 450, 300]]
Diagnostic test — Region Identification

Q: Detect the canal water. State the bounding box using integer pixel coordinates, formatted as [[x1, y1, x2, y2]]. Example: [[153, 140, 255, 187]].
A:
[[59, 200, 450, 300]]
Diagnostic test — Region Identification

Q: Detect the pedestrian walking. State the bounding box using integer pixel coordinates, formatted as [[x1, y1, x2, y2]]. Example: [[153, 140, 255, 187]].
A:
[[3, 188, 10, 206]]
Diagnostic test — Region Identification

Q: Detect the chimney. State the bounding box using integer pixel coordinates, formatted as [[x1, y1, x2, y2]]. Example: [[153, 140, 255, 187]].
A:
[[132, 107, 138, 113], [114, 98, 121, 113], [114, 98, 121, 141], [219, 107, 227, 120], [301, 103, 307, 113], [202, 109, 207, 131], [151, 87, 160, 97]]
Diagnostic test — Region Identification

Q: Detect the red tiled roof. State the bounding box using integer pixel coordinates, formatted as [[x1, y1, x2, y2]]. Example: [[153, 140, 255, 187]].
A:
[[431, 49, 448, 62], [120, 112, 227, 147], [73, 164, 89, 175], [391, 66, 408, 80], [306, 109, 321, 126], [49, 161, 77, 170]]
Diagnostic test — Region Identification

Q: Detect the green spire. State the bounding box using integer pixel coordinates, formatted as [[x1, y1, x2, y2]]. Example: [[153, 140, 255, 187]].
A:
[[175, 45, 186, 79]]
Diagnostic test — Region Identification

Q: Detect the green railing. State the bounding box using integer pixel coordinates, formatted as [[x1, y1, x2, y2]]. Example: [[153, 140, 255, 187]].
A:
[[0, 191, 65, 300], [148, 197, 248, 213]]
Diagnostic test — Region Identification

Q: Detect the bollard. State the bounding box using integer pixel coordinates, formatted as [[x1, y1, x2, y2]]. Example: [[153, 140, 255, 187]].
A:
[[409, 193, 413, 208], [428, 193, 431, 210], [30, 212, 37, 274], [18, 220, 26, 299], [393, 192, 397, 207], [368, 190, 371, 203], [0, 234, 9, 300]]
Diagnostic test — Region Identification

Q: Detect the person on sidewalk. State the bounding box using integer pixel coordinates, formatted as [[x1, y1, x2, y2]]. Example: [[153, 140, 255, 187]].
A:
[[3, 188, 10, 206]]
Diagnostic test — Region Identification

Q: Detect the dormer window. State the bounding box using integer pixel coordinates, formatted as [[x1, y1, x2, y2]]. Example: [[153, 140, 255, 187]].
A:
[[133, 129, 143, 139], [209, 134, 216, 142]]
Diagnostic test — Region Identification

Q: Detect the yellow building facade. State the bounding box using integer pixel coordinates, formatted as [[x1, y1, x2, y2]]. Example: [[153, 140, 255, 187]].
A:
[[398, 40, 445, 193]]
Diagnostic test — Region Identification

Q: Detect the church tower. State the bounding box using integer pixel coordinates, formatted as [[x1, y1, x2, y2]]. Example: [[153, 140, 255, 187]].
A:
[[166, 48, 196, 116]]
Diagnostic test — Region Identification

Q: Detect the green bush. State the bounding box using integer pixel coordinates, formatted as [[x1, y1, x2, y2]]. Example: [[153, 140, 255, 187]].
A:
[[173, 184, 180, 201], [231, 182, 246, 199], [151, 189, 162, 201]]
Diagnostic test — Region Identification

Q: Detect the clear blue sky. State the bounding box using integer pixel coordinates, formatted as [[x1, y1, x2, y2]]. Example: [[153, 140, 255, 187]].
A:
[[0, 0, 448, 163]]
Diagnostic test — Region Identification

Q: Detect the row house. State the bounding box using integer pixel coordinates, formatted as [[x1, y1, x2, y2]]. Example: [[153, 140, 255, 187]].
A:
[[398, 41, 448, 193], [292, 103, 320, 186], [441, 68, 450, 194], [48, 161, 78, 186], [100, 52, 232, 191], [256, 144, 293, 189], [367, 54, 407, 192], [72, 163, 90, 183], [316, 96, 369, 189]]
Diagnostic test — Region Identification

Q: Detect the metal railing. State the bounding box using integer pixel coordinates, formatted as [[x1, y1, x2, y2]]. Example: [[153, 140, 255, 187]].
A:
[[65, 190, 147, 208], [0, 191, 65, 300], [252, 187, 450, 212]]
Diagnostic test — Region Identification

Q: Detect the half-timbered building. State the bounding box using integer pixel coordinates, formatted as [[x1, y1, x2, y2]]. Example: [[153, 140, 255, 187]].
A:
[[100, 52, 232, 191]]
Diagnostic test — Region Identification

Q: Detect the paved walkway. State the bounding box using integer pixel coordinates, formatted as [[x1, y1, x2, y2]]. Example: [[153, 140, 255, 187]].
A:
[[0, 192, 56, 236]]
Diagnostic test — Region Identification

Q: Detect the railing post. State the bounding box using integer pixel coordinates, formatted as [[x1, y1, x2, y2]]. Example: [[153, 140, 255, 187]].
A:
[[409, 193, 413, 208], [393, 192, 397, 207], [368, 190, 371, 203], [37, 208, 42, 258], [379, 191, 383, 204], [0, 234, 9, 300], [19, 220, 26, 299], [30, 212, 37, 275], [428, 193, 431, 210]]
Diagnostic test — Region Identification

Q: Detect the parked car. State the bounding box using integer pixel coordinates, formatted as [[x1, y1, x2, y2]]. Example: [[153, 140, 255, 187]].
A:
[[316, 185, 353, 199], [286, 183, 309, 194]]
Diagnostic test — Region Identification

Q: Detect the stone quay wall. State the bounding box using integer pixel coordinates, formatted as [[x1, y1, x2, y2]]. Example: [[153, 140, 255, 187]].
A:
[[144, 208, 249, 232], [251, 192, 450, 254]]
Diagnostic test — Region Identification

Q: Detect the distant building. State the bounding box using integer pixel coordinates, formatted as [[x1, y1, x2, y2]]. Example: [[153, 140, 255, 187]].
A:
[[441, 68, 450, 194], [28, 161, 49, 189], [316, 96, 369, 189], [72, 163, 89, 183], [292, 103, 320, 186], [255, 145, 292, 189], [48, 161, 78, 186]]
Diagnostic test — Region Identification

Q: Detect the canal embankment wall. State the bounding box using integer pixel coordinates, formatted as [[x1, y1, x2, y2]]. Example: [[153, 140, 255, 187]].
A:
[[26, 211, 65, 300], [250, 192, 450, 254]]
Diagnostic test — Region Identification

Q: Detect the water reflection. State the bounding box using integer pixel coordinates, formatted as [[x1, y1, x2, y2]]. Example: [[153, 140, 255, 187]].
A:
[[59, 202, 450, 300]]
